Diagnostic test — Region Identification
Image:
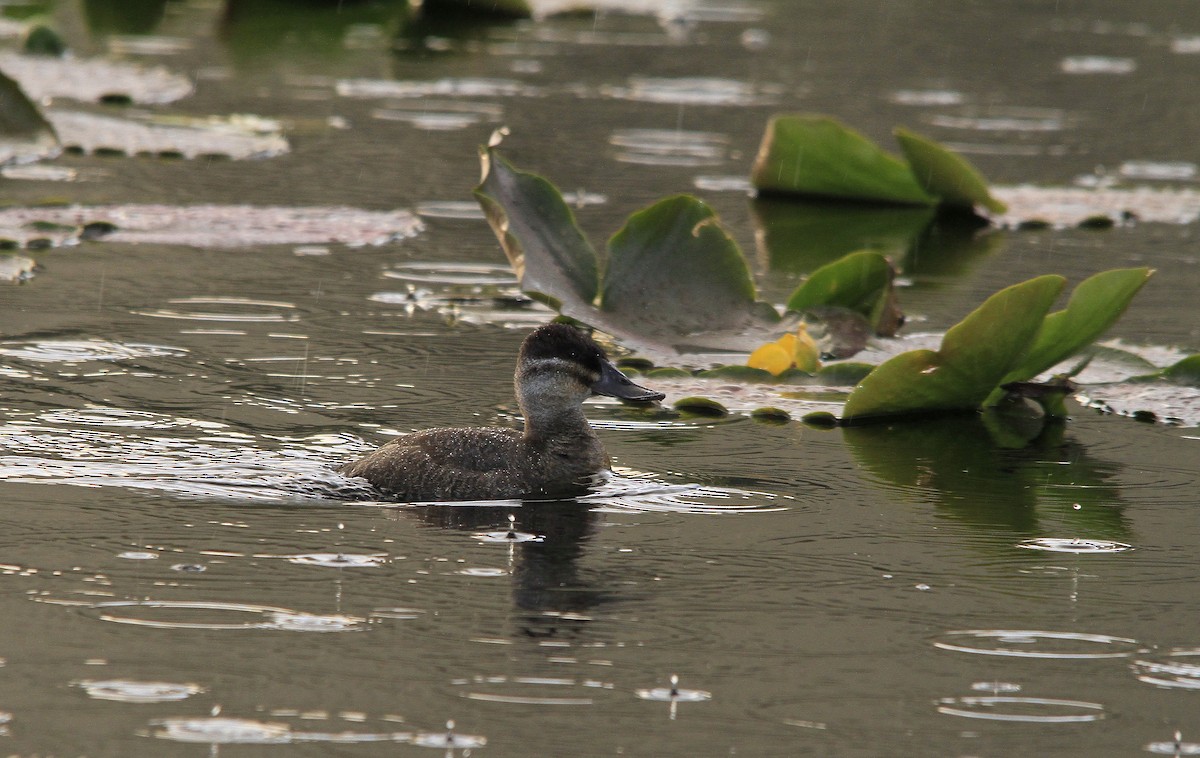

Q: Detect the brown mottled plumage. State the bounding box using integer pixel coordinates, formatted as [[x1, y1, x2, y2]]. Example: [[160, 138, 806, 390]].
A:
[[339, 324, 664, 501]]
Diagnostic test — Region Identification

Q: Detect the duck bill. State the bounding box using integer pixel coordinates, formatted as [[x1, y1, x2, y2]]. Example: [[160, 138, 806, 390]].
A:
[[592, 359, 665, 402]]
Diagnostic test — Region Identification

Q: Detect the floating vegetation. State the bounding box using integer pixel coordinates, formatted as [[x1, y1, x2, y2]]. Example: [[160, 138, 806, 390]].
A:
[[0, 51, 192, 104], [672, 396, 729, 416], [47, 111, 288, 160], [0, 204, 421, 248], [841, 268, 1152, 423], [751, 115, 1006, 214]]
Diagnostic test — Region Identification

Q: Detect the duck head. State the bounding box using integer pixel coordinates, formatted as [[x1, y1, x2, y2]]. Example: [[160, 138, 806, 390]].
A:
[[516, 325, 664, 419]]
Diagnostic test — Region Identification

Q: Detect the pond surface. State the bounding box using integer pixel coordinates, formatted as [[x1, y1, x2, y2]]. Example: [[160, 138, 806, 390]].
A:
[[2, 0, 1200, 755]]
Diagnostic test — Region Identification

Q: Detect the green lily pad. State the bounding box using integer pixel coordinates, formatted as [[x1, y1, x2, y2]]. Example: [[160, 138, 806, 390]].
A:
[[602, 195, 762, 334], [695, 365, 779, 383], [786, 250, 899, 335], [894, 127, 1007, 214], [750, 115, 934, 206], [998, 267, 1154, 390], [645, 367, 691, 379], [815, 362, 875, 385], [474, 147, 599, 309], [673, 396, 729, 416], [750, 406, 791, 422], [842, 275, 1065, 423]]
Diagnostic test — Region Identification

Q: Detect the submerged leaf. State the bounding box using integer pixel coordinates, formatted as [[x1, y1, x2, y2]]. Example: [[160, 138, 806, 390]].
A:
[[602, 195, 761, 334], [997, 267, 1154, 393], [842, 275, 1065, 422], [894, 127, 1007, 214], [750, 115, 934, 205], [474, 147, 599, 308]]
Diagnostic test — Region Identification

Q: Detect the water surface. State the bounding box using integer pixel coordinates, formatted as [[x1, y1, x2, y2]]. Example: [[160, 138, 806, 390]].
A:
[[1, 1, 1199, 755]]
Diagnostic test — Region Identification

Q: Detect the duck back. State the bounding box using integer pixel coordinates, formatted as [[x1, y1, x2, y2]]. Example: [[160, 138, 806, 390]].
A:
[[338, 426, 606, 501]]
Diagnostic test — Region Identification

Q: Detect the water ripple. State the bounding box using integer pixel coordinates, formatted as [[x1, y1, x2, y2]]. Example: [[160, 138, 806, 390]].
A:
[[88, 600, 367, 632], [936, 695, 1105, 723], [932, 629, 1142, 659], [0, 339, 187, 363]]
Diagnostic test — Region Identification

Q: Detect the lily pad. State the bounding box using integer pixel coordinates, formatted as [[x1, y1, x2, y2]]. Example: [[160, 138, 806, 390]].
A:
[[673, 396, 729, 416], [602, 195, 760, 334], [474, 147, 599, 309], [997, 267, 1154, 391], [750, 115, 934, 205], [695, 365, 779, 383], [474, 145, 780, 355], [842, 275, 1065, 423], [894, 127, 1007, 214], [785, 250, 900, 336]]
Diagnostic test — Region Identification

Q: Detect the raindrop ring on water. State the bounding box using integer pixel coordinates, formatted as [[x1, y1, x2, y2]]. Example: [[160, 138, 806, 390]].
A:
[[932, 629, 1142, 659]]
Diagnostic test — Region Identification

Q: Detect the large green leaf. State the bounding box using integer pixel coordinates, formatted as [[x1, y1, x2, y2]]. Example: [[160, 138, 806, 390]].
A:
[[999, 267, 1154, 386], [785, 250, 898, 335], [474, 147, 599, 308], [601, 195, 763, 334], [894, 127, 1007, 214], [750, 115, 934, 205], [842, 275, 1065, 422]]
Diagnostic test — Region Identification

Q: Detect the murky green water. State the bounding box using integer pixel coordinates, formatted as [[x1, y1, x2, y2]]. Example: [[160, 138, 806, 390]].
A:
[[2, 1, 1200, 755]]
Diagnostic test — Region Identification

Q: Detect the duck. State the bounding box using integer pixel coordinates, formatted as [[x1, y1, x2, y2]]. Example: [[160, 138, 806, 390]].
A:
[[339, 323, 664, 501]]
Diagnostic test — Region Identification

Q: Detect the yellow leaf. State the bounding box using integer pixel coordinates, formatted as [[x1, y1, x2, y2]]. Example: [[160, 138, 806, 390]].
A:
[[776, 333, 797, 354], [748, 342, 792, 376]]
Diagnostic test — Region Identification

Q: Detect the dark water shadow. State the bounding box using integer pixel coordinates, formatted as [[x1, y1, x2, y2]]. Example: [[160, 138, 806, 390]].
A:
[[842, 409, 1129, 537], [751, 197, 1004, 303]]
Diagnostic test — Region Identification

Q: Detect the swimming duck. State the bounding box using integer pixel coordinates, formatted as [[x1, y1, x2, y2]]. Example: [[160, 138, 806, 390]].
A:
[[339, 324, 664, 501]]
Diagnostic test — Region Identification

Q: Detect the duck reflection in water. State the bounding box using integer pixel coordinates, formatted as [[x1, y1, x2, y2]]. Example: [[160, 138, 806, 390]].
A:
[[415, 501, 608, 640], [340, 323, 664, 502]]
